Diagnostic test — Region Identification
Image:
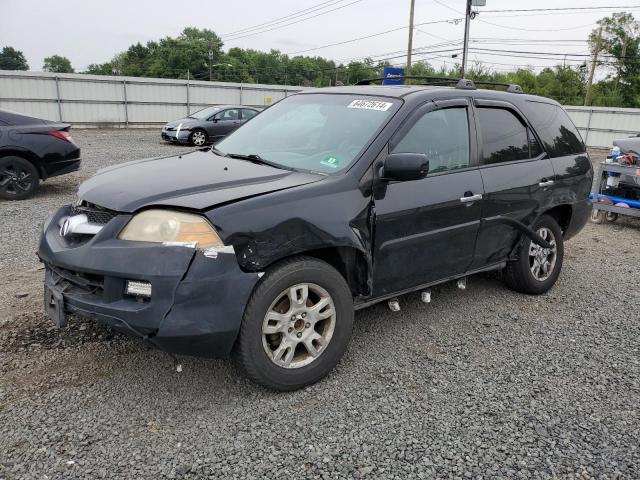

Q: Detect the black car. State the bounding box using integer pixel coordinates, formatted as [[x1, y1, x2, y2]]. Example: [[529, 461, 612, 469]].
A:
[[39, 79, 592, 390], [0, 109, 81, 200], [161, 105, 261, 146]]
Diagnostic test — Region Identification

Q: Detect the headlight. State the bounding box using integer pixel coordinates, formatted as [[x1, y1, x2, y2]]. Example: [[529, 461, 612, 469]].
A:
[[118, 210, 223, 249]]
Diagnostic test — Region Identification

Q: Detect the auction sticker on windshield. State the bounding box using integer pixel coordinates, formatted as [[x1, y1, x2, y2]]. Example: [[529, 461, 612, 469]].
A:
[[320, 156, 341, 169], [347, 100, 393, 111]]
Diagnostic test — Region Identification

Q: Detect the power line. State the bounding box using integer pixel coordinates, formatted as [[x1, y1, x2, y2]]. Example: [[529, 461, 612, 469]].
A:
[[221, 0, 347, 37], [286, 17, 463, 55], [413, 27, 454, 42], [482, 5, 640, 13], [431, 0, 597, 32], [469, 47, 592, 57], [478, 18, 597, 32], [335, 40, 462, 65], [223, 0, 364, 42]]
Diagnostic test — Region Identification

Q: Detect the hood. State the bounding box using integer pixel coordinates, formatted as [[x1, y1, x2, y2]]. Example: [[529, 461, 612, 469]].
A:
[[78, 150, 324, 212], [165, 118, 200, 129]]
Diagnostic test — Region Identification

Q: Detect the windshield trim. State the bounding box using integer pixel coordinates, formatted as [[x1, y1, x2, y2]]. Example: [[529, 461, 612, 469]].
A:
[[189, 106, 222, 120]]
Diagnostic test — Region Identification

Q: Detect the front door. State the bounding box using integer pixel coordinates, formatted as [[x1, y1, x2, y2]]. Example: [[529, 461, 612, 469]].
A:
[[470, 100, 557, 268], [209, 108, 241, 139], [372, 99, 484, 297]]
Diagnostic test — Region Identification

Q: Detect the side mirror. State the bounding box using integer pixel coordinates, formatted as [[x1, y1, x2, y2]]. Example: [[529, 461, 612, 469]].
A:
[[381, 153, 429, 182], [211, 117, 219, 123]]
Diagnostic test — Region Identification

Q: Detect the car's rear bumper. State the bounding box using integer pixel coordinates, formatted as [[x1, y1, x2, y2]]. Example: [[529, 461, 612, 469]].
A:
[[43, 155, 81, 179], [38, 205, 261, 358]]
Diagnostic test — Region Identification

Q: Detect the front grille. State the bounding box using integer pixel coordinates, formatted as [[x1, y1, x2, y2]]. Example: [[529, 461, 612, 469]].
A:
[[71, 201, 118, 225], [48, 263, 104, 295]]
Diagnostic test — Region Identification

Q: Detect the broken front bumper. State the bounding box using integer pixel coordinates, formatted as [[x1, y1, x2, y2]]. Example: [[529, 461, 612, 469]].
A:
[[38, 206, 261, 358]]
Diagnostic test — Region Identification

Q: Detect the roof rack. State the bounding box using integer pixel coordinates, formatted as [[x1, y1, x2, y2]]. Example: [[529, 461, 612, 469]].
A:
[[354, 76, 524, 94]]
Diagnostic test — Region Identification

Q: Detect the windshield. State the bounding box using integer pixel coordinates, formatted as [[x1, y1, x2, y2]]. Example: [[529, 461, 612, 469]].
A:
[[189, 106, 221, 120], [215, 94, 400, 173]]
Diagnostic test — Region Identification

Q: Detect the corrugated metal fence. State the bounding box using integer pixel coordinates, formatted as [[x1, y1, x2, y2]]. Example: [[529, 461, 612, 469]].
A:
[[0, 71, 308, 128], [564, 106, 640, 149], [1, 71, 639, 147]]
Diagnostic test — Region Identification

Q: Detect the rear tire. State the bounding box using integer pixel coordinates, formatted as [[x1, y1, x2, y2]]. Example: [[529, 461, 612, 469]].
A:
[[235, 256, 353, 391], [504, 215, 564, 295], [189, 129, 208, 146], [0, 156, 40, 200]]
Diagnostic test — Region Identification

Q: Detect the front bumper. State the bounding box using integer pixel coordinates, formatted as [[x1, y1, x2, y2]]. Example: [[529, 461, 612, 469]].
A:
[[161, 128, 190, 144], [38, 205, 260, 358]]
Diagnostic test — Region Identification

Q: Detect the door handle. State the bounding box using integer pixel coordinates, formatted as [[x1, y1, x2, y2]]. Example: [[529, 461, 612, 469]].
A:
[[539, 179, 555, 187], [460, 193, 483, 203]]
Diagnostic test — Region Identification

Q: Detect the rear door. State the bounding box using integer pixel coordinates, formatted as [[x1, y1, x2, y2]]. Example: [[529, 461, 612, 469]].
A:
[[470, 99, 556, 268], [372, 99, 484, 296], [241, 108, 259, 123]]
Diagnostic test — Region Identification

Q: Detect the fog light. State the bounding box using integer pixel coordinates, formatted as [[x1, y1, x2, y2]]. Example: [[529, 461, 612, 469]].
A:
[[125, 280, 152, 298]]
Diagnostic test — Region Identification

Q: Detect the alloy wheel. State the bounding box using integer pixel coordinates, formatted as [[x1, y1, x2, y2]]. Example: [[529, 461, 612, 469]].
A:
[[192, 131, 206, 146], [529, 227, 557, 281], [0, 163, 34, 197], [262, 283, 336, 369]]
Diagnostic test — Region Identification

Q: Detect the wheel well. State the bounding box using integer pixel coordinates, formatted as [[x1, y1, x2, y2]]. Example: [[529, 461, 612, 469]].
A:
[[544, 205, 572, 234], [0, 150, 45, 179], [291, 247, 370, 298]]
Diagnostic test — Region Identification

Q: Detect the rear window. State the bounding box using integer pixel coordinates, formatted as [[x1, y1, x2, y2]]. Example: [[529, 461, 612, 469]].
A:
[[525, 102, 585, 157], [477, 107, 530, 164]]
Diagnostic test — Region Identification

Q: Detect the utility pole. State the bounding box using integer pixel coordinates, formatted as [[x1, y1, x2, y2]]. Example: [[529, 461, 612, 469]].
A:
[[208, 44, 214, 82], [406, 0, 416, 74], [584, 26, 603, 106], [615, 32, 628, 92], [461, 0, 472, 78]]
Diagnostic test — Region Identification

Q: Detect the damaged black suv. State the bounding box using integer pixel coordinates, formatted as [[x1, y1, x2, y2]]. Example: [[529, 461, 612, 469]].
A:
[[39, 78, 592, 391]]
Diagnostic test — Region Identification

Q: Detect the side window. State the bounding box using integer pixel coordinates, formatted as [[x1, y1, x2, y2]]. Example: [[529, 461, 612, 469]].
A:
[[393, 107, 470, 173], [525, 102, 585, 157], [242, 109, 258, 120], [478, 107, 529, 164], [218, 109, 239, 120]]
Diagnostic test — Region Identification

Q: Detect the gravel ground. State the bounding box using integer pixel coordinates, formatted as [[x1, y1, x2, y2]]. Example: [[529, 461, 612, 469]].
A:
[[0, 130, 639, 479]]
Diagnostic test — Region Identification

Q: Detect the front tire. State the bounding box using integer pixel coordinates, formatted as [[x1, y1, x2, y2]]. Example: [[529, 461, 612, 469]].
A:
[[189, 129, 208, 146], [0, 156, 40, 200], [235, 256, 353, 391], [504, 215, 564, 295]]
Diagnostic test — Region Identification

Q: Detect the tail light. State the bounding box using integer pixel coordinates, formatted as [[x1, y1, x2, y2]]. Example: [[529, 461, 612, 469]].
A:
[[50, 130, 74, 144]]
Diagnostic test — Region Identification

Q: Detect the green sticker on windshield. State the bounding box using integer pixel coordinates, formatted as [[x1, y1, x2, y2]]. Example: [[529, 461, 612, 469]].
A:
[[320, 156, 340, 169]]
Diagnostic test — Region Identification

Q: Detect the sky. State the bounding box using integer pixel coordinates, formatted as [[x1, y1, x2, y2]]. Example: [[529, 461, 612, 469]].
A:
[[1, 0, 638, 76]]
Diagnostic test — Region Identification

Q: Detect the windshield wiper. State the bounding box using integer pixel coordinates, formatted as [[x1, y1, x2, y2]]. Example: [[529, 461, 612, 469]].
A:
[[226, 153, 295, 171], [211, 146, 229, 157]]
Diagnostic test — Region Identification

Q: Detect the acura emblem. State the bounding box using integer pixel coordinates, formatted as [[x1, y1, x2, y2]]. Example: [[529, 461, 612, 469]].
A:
[[57, 214, 103, 237]]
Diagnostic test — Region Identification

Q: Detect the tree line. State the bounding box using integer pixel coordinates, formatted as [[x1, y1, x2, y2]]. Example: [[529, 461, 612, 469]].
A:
[[1, 12, 638, 107]]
